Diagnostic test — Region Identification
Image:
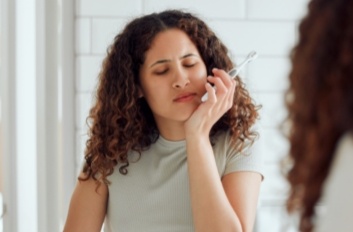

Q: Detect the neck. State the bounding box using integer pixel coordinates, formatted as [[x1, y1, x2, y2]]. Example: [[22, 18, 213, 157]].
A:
[[155, 120, 186, 141]]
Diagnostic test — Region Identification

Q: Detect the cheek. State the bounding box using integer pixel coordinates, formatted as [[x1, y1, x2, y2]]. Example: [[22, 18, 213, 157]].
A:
[[140, 81, 167, 103], [192, 65, 207, 84], [139, 75, 157, 96]]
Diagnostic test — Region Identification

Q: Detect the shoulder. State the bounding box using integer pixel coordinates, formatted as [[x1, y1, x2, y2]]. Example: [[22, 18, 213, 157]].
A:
[[212, 130, 257, 157], [319, 132, 353, 193], [328, 133, 353, 181], [315, 132, 353, 231], [335, 132, 353, 159], [212, 130, 263, 178], [212, 130, 233, 157]]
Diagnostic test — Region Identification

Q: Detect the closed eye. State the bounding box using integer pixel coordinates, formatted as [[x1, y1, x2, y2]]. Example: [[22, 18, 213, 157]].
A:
[[154, 69, 168, 75], [184, 63, 196, 68]]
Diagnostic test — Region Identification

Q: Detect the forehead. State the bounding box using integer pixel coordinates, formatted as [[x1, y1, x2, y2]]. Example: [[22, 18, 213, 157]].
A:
[[144, 29, 200, 60]]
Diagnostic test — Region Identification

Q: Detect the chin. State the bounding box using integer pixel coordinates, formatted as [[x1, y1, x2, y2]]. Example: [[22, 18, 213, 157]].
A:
[[177, 109, 197, 121]]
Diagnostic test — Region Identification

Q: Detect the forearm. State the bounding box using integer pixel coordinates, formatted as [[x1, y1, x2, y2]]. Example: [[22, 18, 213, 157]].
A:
[[186, 135, 243, 232]]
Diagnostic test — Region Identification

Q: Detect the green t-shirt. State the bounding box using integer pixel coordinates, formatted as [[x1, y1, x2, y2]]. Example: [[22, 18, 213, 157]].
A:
[[104, 131, 263, 232]]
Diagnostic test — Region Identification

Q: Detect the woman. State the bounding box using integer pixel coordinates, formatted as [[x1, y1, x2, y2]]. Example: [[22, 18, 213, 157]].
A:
[[285, 0, 353, 231], [64, 10, 263, 232]]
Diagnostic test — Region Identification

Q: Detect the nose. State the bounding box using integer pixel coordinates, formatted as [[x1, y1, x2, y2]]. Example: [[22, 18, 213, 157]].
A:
[[172, 68, 190, 89]]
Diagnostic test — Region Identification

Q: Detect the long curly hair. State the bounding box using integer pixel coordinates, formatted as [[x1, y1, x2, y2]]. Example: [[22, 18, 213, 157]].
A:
[[81, 10, 259, 185], [284, 0, 353, 231]]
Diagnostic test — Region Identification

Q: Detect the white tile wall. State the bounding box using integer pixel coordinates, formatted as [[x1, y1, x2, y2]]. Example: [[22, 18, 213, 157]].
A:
[[74, 1, 310, 231], [259, 128, 289, 164], [209, 20, 297, 56], [75, 18, 91, 54], [76, 56, 103, 92], [91, 18, 128, 54], [251, 127, 289, 169], [247, 0, 308, 20], [76, 92, 94, 130], [261, 163, 289, 199], [255, 204, 298, 232], [144, 0, 246, 19], [76, 130, 88, 174], [255, 92, 287, 128], [247, 57, 290, 92], [76, 0, 143, 17]]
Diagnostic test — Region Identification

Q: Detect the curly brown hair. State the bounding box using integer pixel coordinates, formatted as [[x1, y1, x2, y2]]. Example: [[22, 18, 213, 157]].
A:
[[81, 10, 259, 185], [284, 0, 353, 231]]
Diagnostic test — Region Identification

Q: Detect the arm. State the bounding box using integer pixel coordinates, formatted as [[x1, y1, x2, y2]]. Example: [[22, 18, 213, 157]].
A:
[[63, 173, 108, 232], [186, 137, 261, 232], [222, 172, 262, 232], [185, 68, 261, 232]]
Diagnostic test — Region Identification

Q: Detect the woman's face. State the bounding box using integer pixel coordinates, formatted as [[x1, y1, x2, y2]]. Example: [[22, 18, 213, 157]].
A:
[[139, 28, 207, 129]]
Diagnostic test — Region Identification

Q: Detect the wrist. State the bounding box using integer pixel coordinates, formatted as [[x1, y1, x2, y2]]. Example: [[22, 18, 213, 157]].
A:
[[184, 123, 211, 140], [185, 132, 210, 145]]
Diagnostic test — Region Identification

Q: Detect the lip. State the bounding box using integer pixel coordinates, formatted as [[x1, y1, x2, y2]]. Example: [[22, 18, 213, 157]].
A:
[[173, 92, 197, 102]]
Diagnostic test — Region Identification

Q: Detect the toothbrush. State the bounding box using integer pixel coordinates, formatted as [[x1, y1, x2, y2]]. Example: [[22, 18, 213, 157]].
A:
[[201, 51, 258, 102]]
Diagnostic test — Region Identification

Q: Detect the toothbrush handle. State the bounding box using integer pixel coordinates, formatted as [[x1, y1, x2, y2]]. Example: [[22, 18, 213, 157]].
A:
[[201, 69, 236, 102], [201, 91, 211, 102], [201, 51, 258, 102]]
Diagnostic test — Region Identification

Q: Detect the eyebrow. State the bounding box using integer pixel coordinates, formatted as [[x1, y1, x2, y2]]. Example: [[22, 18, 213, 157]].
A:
[[149, 53, 198, 68]]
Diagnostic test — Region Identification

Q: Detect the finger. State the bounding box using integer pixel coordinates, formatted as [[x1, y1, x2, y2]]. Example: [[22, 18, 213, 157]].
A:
[[216, 79, 236, 113], [204, 82, 217, 103], [207, 75, 227, 96], [212, 68, 233, 88], [226, 79, 236, 107]]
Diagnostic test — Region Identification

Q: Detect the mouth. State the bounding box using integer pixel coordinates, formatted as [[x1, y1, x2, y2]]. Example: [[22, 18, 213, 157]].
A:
[[173, 93, 197, 102]]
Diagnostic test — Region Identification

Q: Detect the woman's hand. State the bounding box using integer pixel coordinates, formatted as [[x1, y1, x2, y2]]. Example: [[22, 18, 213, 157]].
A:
[[184, 68, 236, 138]]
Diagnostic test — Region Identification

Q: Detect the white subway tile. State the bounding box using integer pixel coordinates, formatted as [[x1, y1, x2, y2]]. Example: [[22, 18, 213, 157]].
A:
[[76, 130, 88, 167], [247, 0, 309, 20], [91, 18, 128, 55], [247, 57, 290, 92], [260, 163, 289, 199], [208, 55, 248, 77], [255, 204, 297, 232], [209, 21, 296, 56], [144, 0, 246, 19], [253, 92, 287, 128], [76, 93, 94, 130], [76, 56, 104, 92], [75, 165, 83, 177], [76, 0, 142, 17], [253, 127, 289, 164], [75, 18, 91, 54]]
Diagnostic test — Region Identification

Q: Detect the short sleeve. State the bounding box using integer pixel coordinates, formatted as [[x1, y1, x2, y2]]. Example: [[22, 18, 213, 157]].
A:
[[213, 131, 264, 179]]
